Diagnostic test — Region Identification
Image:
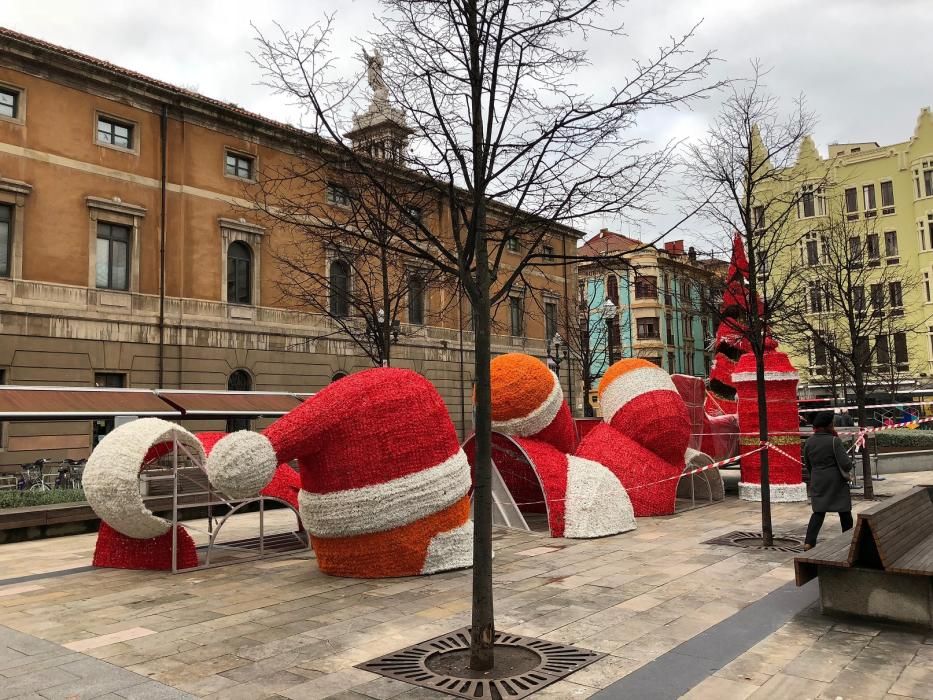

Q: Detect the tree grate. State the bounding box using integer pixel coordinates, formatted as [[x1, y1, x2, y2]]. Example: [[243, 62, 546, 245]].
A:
[[702, 530, 806, 553], [356, 626, 603, 699]]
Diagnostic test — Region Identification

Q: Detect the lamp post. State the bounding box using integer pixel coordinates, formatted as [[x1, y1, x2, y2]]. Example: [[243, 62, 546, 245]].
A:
[[602, 298, 617, 368], [546, 332, 573, 416]]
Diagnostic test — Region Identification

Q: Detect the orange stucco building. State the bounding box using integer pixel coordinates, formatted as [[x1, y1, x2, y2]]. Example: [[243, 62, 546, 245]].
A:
[[0, 28, 579, 469]]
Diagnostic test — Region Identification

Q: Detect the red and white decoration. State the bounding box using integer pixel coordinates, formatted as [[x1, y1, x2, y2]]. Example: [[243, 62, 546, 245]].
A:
[[733, 351, 807, 502], [204, 368, 473, 578], [83, 418, 204, 570]]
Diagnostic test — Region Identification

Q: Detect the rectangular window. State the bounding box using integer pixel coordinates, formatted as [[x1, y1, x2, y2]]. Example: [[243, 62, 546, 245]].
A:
[[509, 296, 524, 336], [866, 233, 880, 265], [926, 272, 932, 303], [634, 275, 657, 300], [96, 222, 130, 290], [225, 152, 254, 180], [870, 283, 884, 316], [408, 273, 426, 325], [663, 275, 672, 306], [667, 351, 676, 372], [542, 244, 554, 261], [889, 281, 904, 314], [506, 236, 519, 252], [812, 335, 827, 370], [96, 115, 134, 150], [684, 314, 693, 339], [925, 168, 933, 197], [848, 236, 862, 266], [326, 183, 352, 207], [863, 184, 877, 215], [844, 187, 859, 218], [884, 231, 899, 262], [544, 300, 558, 343], [806, 238, 819, 266], [685, 352, 695, 375], [808, 281, 822, 313], [0, 86, 19, 119], [929, 215, 933, 250], [0, 203, 11, 277], [666, 313, 674, 344], [876, 334, 890, 367], [894, 332, 909, 371], [636, 317, 660, 339], [800, 189, 815, 218], [881, 180, 895, 214], [700, 317, 709, 343], [752, 205, 764, 231], [853, 285, 865, 313]]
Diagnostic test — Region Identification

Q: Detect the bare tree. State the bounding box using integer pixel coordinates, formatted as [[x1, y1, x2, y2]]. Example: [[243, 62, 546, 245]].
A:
[[685, 64, 825, 546], [252, 1, 718, 669], [778, 210, 923, 498], [254, 163, 453, 366]]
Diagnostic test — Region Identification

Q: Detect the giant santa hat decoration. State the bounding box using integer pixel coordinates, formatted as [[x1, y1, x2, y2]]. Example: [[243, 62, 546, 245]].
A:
[[480, 353, 636, 538], [205, 368, 473, 578]]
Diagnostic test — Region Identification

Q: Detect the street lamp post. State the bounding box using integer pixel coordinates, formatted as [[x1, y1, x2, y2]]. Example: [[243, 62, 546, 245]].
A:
[[546, 332, 573, 416], [602, 298, 617, 368]]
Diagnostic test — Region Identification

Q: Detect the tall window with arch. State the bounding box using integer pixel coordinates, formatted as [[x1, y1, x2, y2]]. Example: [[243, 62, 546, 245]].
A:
[[226, 241, 252, 304], [329, 259, 350, 317], [606, 274, 619, 304], [408, 272, 426, 325], [226, 369, 252, 433]]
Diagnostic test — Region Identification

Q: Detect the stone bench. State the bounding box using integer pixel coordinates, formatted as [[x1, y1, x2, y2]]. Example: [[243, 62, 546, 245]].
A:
[[794, 485, 933, 627]]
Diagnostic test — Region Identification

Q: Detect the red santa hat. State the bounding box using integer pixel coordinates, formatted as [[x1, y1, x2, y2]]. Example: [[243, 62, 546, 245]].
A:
[[205, 368, 473, 578]]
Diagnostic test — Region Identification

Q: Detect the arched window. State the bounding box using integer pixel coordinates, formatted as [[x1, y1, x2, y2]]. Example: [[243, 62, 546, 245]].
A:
[[606, 274, 619, 304], [331, 371, 348, 383], [227, 241, 252, 305], [226, 369, 252, 432], [329, 259, 350, 317]]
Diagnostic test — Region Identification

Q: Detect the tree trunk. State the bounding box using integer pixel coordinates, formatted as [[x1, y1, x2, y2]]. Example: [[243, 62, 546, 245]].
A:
[[381, 251, 391, 367], [755, 350, 774, 547], [853, 368, 874, 499], [469, 224, 495, 671]]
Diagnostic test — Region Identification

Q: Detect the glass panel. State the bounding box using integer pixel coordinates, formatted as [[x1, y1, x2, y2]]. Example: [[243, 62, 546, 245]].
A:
[[894, 333, 909, 366], [885, 231, 898, 257], [0, 214, 9, 277], [0, 89, 16, 118], [844, 188, 858, 212], [237, 260, 250, 303], [96, 237, 110, 287], [881, 181, 894, 207], [111, 239, 128, 289]]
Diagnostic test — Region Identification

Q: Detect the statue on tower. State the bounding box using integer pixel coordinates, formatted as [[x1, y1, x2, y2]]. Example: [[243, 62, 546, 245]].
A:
[[362, 48, 388, 106]]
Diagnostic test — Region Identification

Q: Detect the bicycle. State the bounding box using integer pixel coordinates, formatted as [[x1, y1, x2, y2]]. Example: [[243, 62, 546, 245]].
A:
[[17, 458, 53, 491], [55, 459, 86, 489]]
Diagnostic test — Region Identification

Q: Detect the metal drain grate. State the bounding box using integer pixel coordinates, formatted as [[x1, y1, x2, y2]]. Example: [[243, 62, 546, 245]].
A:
[[357, 626, 603, 699], [702, 530, 806, 553]]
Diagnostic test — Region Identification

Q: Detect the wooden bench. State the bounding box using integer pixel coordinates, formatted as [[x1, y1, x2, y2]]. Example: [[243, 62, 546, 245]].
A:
[[794, 485, 933, 627]]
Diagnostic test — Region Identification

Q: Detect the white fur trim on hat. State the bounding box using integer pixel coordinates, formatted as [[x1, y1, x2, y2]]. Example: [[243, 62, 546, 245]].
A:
[[491, 372, 564, 437], [83, 418, 206, 540], [600, 366, 678, 423], [298, 448, 471, 538], [732, 371, 799, 383], [738, 481, 808, 502], [205, 431, 278, 499], [421, 520, 474, 574], [563, 456, 636, 538]]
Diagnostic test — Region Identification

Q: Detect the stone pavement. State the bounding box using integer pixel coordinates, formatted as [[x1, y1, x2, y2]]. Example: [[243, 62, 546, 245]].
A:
[[0, 473, 930, 699]]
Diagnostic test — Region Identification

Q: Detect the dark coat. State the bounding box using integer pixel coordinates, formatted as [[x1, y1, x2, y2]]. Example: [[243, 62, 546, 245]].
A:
[[803, 432, 853, 513]]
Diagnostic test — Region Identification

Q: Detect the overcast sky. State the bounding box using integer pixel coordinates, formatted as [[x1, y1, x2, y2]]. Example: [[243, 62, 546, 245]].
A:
[[4, 0, 930, 250]]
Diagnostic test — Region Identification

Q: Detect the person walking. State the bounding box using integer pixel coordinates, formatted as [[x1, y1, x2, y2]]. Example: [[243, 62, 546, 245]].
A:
[[803, 411, 854, 551]]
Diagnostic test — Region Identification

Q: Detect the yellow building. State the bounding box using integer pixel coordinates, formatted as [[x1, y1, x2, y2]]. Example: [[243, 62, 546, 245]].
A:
[[768, 108, 933, 400]]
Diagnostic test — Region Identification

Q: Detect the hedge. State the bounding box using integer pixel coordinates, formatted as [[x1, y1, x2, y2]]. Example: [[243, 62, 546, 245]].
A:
[[0, 488, 87, 509], [872, 428, 933, 450]]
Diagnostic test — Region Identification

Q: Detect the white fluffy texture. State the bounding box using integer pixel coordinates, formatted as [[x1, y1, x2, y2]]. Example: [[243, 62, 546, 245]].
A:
[[298, 449, 471, 538], [83, 418, 206, 539], [420, 520, 474, 574], [491, 372, 563, 437], [680, 449, 725, 502], [204, 431, 278, 499], [732, 371, 799, 383], [563, 455, 636, 538], [600, 366, 678, 423], [739, 481, 808, 502]]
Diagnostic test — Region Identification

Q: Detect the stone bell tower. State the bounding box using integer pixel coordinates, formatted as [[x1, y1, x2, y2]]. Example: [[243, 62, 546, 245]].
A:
[[345, 49, 412, 164]]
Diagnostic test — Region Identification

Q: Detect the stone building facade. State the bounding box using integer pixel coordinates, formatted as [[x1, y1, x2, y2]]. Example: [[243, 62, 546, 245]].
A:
[[0, 28, 580, 471]]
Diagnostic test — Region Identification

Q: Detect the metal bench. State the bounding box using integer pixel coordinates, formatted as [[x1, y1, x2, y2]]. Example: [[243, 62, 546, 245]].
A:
[[794, 485, 933, 627]]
